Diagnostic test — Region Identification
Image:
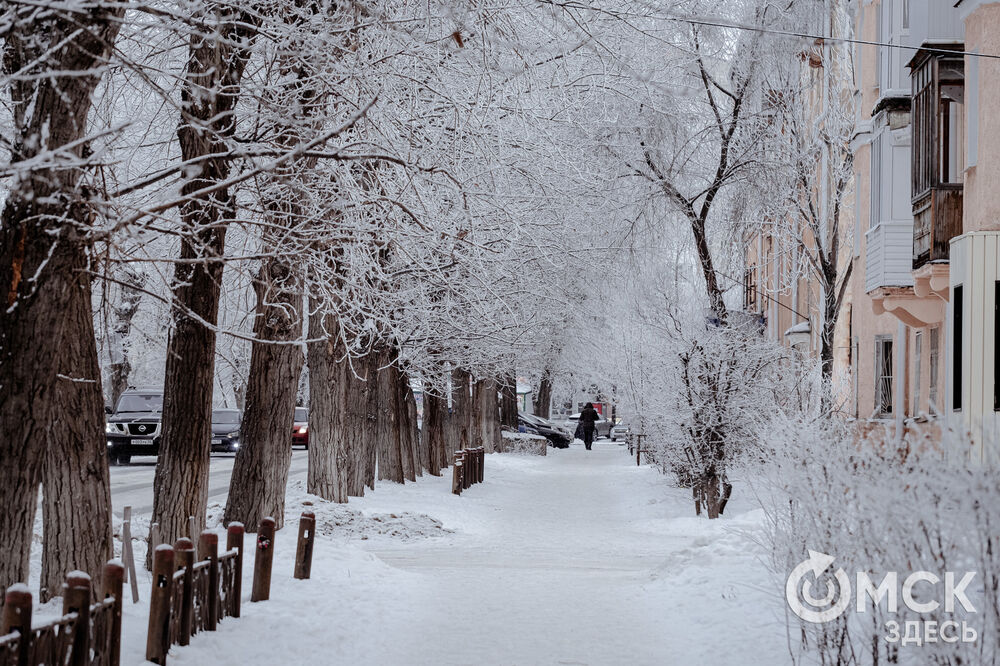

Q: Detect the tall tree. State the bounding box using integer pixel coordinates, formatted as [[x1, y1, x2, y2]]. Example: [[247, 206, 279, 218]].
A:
[[151, 2, 260, 562], [1, 1, 124, 596]]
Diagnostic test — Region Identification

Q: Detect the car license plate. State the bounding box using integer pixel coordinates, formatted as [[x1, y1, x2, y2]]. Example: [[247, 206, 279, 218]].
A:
[[211, 438, 222, 444], [131, 438, 154, 446]]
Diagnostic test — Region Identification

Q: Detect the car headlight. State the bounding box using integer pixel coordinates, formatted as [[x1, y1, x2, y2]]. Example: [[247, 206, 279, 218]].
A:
[[298, 426, 308, 434], [227, 431, 239, 439], [105, 423, 117, 434]]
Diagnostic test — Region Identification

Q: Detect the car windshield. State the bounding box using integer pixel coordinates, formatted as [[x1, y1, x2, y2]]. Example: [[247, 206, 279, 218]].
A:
[[115, 393, 163, 413], [294, 408, 308, 422], [212, 410, 241, 425]]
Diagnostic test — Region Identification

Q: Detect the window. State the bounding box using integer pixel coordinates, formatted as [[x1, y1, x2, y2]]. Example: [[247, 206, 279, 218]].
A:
[[870, 130, 883, 229], [929, 327, 940, 412], [875, 335, 894, 417], [912, 52, 965, 198], [954, 285, 963, 411], [744, 267, 758, 312], [913, 331, 922, 415]]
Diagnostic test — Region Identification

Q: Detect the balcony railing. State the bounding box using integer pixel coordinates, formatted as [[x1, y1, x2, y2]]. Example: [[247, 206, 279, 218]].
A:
[[912, 186, 963, 269]]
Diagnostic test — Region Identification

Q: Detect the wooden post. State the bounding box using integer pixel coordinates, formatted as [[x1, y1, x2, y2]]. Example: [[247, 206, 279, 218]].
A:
[[452, 459, 463, 495], [102, 560, 125, 666], [2, 584, 32, 666], [150, 522, 161, 553], [122, 506, 139, 601], [146, 544, 174, 664], [636, 434, 642, 466], [294, 512, 316, 580], [251, 517, 275, 602], [63, 571, 91, 666], [173, 538, 194, 646], [477, 448, 484, 483], [226, 523, 244, 618], [199, 531, 219, 630]]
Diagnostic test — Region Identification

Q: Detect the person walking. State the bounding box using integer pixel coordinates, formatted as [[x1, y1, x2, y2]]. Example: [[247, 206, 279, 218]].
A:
[[579, 402, 599, 450]]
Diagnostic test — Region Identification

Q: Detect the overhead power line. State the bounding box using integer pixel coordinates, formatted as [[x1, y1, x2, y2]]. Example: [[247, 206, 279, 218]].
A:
[[654, 9, 1000, 61]]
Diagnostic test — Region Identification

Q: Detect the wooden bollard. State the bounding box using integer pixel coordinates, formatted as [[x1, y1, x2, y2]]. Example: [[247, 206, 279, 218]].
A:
[[226, 523, 245, 618], [173, 538, 194, 645], [2, 584, 32, 666], [464, 451, 472, 489], [251, 517, 276, 602], [63, 571, 91, 666], [146, 544, 174, 664], [294, 512, 316, 580], [452, 459, 463, 495], [479, 448, 485, 483], [102, 560, 125, 666], [199, 531, 219, 630]]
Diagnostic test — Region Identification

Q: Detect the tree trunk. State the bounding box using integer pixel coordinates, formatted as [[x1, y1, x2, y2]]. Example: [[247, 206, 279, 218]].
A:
[[499, 374, 518, 428], [473, 377, 501, 453], [149, 3, 259, 566], [306, 310, 348, 502], [344, 352, 377, 497], [422, 392, 445, 476], [0, 4, 124, 595], [533, 370, 553, 419], [397, 368, 416, 482], [41, 293, 114, 601], [377, 348, 404, 483], [449, 368, 472, 456], [224, 261, 304, 529], [108, 269, 146, 408]]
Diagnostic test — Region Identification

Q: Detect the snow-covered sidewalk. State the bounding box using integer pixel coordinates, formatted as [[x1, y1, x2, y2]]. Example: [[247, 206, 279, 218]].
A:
[[120, 441, 791, 665]]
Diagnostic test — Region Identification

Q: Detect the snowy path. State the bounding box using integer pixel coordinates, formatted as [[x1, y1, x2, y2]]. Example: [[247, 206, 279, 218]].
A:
[[120, 442, 792, 665]]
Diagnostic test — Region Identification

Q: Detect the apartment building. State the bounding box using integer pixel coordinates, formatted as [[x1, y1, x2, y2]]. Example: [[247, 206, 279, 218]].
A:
[[852, 0, 1000, 456]]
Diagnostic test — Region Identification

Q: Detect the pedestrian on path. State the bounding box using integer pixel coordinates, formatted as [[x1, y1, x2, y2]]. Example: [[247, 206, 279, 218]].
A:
[[579, 402, 599, 450]]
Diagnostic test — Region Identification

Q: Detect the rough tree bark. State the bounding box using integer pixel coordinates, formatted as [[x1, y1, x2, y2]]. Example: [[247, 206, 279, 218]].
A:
[[473, 377, 501, 453], [448, 367, 472, 457], [344, 352, 378, 497], [223, 261, 304, 529], [532, 369, 553, 419], [0, 3, 124, 596], [423, 392, 448, 474], [376, 347, 404, 483], [405, 382, 422, 478], [306, 311, 349, 502], [42, 303, 115, 601], [499, 374, 518, 429], [150, 4, 259, 565]]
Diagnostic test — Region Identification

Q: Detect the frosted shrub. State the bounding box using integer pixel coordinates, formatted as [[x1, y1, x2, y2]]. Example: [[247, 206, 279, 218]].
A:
[[758, 415, 1000, 665]]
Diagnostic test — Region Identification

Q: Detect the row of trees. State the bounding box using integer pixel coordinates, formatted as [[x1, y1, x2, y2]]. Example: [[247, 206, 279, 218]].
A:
[[0, 0, 624, 601]]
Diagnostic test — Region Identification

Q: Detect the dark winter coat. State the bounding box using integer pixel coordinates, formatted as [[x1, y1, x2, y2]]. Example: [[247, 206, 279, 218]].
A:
[[578, 406, 599, 431]]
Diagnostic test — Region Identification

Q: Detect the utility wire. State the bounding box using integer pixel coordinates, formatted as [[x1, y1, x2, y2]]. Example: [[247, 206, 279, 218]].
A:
[[655, 9, 1000, 61]]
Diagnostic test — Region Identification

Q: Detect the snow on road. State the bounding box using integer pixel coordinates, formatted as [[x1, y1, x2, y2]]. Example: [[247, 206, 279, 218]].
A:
[[114, 441, 790, 665]]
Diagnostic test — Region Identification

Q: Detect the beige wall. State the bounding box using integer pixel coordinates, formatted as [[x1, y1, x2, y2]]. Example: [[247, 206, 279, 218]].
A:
[[963, 4, 1000, 234]]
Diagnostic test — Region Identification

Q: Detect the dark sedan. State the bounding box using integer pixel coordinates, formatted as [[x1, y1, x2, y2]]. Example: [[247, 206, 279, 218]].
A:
[[210, 409, 242, 453], [518, 412, 573, 449]]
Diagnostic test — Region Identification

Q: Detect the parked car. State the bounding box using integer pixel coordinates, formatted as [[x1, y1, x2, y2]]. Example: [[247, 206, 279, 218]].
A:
[[292, 407, 309, 448], [210, 409, 242, 453], [610, 422, 630, 443], [105, 388, 163, 465], [519, 412, 573, 448], [558, 412, 613, 438]]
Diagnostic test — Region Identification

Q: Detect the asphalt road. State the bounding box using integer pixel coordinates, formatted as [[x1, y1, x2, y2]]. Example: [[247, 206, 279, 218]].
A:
[[109, 449, 310, 517]]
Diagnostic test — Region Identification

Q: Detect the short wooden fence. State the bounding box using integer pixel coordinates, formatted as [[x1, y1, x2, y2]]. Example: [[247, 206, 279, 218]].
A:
[[1, 562, 124, 666], [452, 447, 485, 495], [2, 513, 316, 666]]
